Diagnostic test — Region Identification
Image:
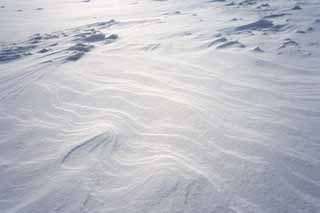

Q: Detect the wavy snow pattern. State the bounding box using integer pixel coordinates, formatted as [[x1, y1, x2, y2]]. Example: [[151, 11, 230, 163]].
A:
[[0, 0, 320, 213]]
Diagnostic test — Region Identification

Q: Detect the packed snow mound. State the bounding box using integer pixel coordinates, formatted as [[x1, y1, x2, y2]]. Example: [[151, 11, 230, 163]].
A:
[[0, 0, 320, 213]]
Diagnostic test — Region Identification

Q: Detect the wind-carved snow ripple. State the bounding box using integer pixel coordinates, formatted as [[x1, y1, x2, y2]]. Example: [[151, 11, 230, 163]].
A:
[[61, 130, 118, 169], [3, 51, 320, 212], [0, 20, 118, 101], [36, 55, 247, 212], [59, 124, 231, 212], [52, 54, 320, 212], [0, 19, 118, 64]]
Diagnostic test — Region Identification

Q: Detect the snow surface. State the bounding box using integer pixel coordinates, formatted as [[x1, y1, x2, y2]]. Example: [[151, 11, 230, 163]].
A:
[[1, 0, 320, 212]]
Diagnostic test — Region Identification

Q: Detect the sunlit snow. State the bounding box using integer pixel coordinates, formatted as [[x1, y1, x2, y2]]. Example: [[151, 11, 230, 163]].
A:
[[0, 0, 320, 212]]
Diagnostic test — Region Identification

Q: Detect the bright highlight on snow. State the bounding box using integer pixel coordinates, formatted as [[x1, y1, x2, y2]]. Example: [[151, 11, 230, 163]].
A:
[[0, 0, 320, 212]]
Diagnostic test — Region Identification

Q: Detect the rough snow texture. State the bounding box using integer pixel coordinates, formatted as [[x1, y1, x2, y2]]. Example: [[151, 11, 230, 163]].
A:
[[0, 0, 320, 213]]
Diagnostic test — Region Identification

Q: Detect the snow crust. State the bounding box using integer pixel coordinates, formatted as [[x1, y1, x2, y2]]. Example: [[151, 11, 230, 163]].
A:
[[0, 0, 320, 212]]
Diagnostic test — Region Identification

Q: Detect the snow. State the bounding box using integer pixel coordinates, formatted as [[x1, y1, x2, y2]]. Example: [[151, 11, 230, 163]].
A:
[[0, 0, 320, 212]]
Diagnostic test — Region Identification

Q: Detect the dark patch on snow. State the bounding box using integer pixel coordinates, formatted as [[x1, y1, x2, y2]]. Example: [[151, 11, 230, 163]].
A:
[[292, 5, 302, 10], [252, 46, 264, 52], [279, 38, 299, 49], [216, 40, 245, 49], [0, 45, 36, 63], [264, 13, 290, 19], [208, 37, 228, 47]]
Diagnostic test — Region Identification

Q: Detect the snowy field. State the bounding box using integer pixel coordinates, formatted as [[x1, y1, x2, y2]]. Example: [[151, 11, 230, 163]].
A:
[[0, 0, 320, 212]]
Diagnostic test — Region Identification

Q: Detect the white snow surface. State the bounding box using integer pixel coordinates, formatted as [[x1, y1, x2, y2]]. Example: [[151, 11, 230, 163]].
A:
[[1, 0, 320, 212]]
